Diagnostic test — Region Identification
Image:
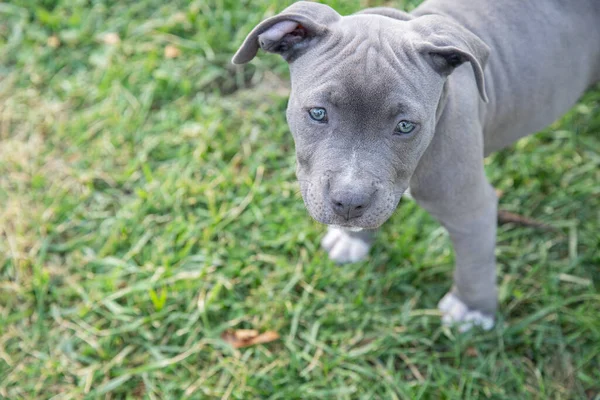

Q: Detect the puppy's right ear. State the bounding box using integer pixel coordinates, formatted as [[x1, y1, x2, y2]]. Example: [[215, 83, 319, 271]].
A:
[[232, 1, 340, 65]]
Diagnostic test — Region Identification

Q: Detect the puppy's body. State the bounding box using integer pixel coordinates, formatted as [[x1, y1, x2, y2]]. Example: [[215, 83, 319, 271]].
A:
[[413, 0, 600, 153], [234, 1, 599, 330]]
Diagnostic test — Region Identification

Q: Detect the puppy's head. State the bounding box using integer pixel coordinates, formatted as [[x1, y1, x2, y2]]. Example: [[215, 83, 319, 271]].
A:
[[234, 1, 488, 230]]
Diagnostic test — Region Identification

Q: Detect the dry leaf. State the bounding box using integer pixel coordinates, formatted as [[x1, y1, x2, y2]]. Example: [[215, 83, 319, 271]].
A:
[[102, 33, 120, 45], [233, 329, 259, 341], [164, 45, 181, 59], [221, 329, 280, 349], [466, 347, 479, 357], [47, 35, 60, 48]]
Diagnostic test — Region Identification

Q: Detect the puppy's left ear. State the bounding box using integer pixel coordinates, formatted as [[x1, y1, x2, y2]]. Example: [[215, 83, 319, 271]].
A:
[[232, 1, 340, 64], [412, 15, 490, 102]]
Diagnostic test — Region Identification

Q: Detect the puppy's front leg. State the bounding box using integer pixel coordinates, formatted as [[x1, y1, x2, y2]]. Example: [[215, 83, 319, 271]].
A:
[[321, 226, 375, 264], [412, 169, 498, 331], [438, 184, 498, 331]]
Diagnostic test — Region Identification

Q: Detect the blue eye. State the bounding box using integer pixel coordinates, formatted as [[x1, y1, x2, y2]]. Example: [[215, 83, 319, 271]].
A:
[[394, 120, 416, 135], [308, 107, 327, 122]]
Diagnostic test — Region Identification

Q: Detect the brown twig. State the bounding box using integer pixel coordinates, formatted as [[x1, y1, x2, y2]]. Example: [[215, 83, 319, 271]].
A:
[[497, 210, 556, 231]]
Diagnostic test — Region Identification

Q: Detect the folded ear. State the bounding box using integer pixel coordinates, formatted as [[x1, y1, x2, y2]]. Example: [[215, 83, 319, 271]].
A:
[[412, 15, 490, 102], [232, 1, 341, 65]]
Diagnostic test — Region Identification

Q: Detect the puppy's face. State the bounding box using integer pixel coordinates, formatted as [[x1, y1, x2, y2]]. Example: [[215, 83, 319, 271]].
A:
[[287, 18, 444, 229], [233, 2, 488, 229]]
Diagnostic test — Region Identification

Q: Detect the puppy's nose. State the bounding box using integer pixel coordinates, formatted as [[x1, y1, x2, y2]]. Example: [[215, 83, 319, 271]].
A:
[[329, 189, 373, 220]]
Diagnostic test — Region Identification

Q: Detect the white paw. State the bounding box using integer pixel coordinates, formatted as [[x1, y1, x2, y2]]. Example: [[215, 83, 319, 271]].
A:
[[438, 293, 495, 332], [321, 227, 370, 264]]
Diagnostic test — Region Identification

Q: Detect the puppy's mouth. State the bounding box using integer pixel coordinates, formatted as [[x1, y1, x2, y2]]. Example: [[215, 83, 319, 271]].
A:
[[326, 214, 391, 231], [299, 179, 406, 230], [330, 224, 365, 232]]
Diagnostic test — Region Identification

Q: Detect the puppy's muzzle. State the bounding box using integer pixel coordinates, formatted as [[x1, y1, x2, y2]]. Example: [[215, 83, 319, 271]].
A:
[[327, 182, 377, 221]]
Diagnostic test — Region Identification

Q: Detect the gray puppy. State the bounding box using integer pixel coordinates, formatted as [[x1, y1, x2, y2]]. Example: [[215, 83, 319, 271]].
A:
[[233, 0, 600, 331]]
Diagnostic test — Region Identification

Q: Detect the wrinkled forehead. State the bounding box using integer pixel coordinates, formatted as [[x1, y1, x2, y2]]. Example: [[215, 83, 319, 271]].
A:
[[290, 17, 427, 115], [292, 17, 413, 79]]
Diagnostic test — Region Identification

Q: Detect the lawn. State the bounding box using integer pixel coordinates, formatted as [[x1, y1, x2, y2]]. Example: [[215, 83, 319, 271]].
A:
[[0, 0, 599, 398]]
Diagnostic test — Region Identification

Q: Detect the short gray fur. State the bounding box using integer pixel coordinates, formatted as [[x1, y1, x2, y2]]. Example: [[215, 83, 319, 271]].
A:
[[233, 1, 599, 322]]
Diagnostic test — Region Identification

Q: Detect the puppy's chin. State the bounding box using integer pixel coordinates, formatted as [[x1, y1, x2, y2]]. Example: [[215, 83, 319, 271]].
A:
[[329, 224, 364, 232]]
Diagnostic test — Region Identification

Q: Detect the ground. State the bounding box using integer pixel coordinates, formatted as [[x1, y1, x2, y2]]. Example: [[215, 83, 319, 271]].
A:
[[0, 0, 599, 398]]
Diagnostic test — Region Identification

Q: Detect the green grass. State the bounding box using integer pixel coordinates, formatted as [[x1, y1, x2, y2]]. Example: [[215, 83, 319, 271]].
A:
[[0, 0, 599, 398]]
